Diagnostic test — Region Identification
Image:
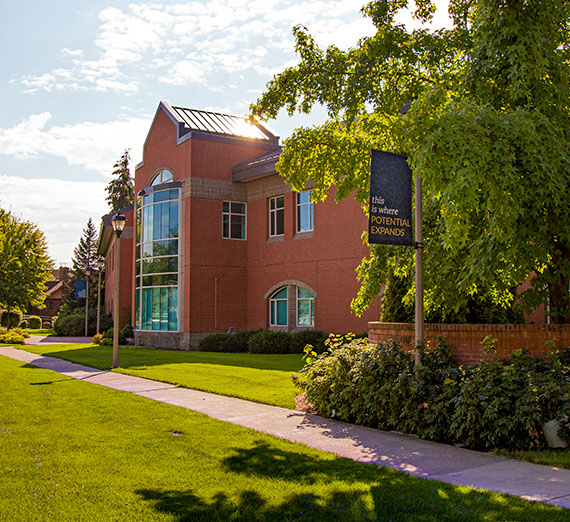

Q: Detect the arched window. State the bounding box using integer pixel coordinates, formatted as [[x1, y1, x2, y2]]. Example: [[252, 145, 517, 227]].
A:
[[150, 169, 173, 186], [269, 287, 288, 326]]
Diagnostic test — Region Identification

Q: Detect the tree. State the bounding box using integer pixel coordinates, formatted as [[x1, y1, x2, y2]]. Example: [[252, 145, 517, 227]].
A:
[[105, 149, 134, 212], [251, 0, 570, 323], [61, 218, 100, 314], [0, 208, 53, 325]]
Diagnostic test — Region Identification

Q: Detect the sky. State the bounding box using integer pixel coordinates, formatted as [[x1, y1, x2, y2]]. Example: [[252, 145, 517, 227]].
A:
[[0, 0, 450, 267]]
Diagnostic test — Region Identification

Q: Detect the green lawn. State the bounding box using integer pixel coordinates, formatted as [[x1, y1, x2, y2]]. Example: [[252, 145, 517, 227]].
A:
[[13, 343, 304, 409], [1, 355, 568, 521]]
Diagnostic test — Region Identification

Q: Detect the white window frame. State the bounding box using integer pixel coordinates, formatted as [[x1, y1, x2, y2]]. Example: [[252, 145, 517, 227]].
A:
[[296, 190, 314, 233], [269, 195, 285, 237], [297, 287, 315, 327], [222, 201, 247, 240], [150, 169, 173, 186], [269, 287, 288, 327]]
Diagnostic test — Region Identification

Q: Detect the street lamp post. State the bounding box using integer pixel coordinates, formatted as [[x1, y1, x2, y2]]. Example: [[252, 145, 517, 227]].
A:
[[96, 257, 105, 335], [84, 267, 91, 337], [111, 213, 126, 369]]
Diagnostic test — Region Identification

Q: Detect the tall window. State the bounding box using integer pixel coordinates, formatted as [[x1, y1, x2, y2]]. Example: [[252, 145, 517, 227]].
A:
[[269, 196, 284, 237], [270, 288, 288, 326], [296, 190, 313, 233], [223, 201, 246, 239], [135, 187, 179, 331], [297, 288, 315, 326]]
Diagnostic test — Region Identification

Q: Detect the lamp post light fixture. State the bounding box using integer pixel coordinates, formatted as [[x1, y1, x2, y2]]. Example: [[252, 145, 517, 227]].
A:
[[96, 257, 105, 335], [84, 267, 91, 337], [111, 213, 126, 369]]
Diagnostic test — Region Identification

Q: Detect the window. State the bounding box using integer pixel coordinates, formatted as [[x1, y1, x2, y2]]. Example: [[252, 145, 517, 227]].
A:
[[150, 170, 173, 186], [270, 288, 288, 326], [135, 187, 179, 331], [297, 288, 315, 326], [269, 196, 284, 237], [223, 201, 246, 239], [296, 190, 314, 233]]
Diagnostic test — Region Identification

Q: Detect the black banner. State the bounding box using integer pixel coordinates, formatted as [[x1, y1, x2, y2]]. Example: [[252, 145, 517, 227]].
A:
[[368, 149, 413, 246]]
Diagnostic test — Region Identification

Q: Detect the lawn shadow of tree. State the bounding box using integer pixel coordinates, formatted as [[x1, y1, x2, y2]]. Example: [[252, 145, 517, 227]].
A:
[[136, 440, 568, 521]]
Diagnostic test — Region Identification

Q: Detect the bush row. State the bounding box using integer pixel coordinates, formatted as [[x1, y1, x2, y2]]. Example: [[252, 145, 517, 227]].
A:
[[294, 338, 570, 451], [198, 329, 330, 354], [92, 324, 134, 346], [53, 311, 113, 337]]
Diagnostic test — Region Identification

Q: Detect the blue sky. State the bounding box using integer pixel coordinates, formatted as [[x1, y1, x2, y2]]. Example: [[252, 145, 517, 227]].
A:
[[0, 0, 449, 266]]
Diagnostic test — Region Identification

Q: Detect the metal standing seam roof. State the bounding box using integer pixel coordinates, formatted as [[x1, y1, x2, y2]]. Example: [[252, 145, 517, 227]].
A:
[[171, 106, 275, 141]]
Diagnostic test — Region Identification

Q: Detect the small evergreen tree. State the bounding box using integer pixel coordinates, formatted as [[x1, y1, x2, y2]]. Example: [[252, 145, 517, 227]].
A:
[[105, 150, 134, 212], [61, 218, 100, 314]]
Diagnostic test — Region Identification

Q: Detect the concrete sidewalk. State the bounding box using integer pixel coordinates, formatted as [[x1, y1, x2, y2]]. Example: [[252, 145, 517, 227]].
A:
[[2, 345, 570, 510]]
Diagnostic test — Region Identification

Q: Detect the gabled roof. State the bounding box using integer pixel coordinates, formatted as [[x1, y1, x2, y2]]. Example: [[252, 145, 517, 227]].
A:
[[161, 101, 279, 146]]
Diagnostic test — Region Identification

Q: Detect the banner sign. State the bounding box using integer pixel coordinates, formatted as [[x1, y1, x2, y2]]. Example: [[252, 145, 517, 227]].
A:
[[75, 279, 87, 299], [368, 149, 413, 246]]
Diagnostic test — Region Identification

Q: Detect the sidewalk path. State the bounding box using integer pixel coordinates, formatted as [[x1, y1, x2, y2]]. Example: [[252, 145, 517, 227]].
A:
[[2, 346, 570, 510]]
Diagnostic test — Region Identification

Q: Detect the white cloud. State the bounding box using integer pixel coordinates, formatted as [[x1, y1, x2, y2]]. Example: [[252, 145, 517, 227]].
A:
[[17, 0, 378, 94], [0, 175, 109, 266], [0, 113, 149, 176]]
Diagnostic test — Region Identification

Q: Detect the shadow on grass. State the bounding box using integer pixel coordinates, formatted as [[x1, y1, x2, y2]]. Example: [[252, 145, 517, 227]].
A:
[[33, 345, 303, 372], [135, 441, 567, 521]]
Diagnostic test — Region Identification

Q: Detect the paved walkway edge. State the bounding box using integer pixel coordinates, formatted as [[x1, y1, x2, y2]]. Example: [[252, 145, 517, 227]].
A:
[[2, 346, 570, 510]]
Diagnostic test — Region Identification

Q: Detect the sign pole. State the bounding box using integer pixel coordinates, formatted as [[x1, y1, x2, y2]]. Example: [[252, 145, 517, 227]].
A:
[[414, 173, 424, 365]]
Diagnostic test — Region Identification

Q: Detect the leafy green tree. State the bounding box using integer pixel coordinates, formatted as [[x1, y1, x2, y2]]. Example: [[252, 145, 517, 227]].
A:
[[0, 208, 53, 326], [251, 0, 570, 323], [105, 149, 134, 212]]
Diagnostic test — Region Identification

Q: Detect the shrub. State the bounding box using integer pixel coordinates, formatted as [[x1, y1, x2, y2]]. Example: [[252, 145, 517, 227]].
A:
[[19, 320, 28, 329], [42, 321, 51, 329], [53, 314, 85, 336], [290, 330, 327, 354], [10, 327, 30, 339], [120, 324, 134, 343], [103, 326, 131, 345], [294, 337, 570, 451], [248, 330, 291, 354], [1, 310, 23, 329], [92, 333, 104, 345], [101, 338, 112, 346], [0, 331, 26, 344], [198, 332, 231, 352], [27, 316, 42, 329]]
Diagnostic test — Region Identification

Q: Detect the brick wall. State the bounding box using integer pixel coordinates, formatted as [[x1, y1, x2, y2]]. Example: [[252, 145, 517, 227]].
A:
[[368, 321, 570, 365]]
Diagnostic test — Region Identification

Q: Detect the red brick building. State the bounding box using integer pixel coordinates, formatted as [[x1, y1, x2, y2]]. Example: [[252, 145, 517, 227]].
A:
[[124, 101, 380, 349], [98, 206, 134, 327]]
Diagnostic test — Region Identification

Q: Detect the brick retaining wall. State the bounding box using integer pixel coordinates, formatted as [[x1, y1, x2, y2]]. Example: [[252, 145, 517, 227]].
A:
[[368, 322, 570, 365]]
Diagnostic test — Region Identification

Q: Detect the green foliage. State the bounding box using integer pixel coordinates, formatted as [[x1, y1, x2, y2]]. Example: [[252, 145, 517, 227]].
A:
[[290, 330, 328, 354], [102, 324, 133, 345], [199, 330, 261, 353], [248, 330, 291, 354], [251, 0, 570, 323], [120, 324, 134, 341], [0, 330, 25, 344], [53, 314, 85, 337], [105, 149, 134, 212], [61, 218, 102, 314], [92, 332, 104, 345], [19, 319, 28, 329], [296, 337, 570, 451], [1, 310, 22, 329], [0, 208, 53, 318], [10, 327, 30, 339], [27, 316, 42, 329]]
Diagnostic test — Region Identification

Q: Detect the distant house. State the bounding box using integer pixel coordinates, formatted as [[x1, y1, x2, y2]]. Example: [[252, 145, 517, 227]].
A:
[[99, 101, 380, 349], [26, 266, 70, 321]]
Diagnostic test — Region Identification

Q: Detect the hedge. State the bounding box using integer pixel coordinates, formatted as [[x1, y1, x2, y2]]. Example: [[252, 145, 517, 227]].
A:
[[294, 338, 570, 451]]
